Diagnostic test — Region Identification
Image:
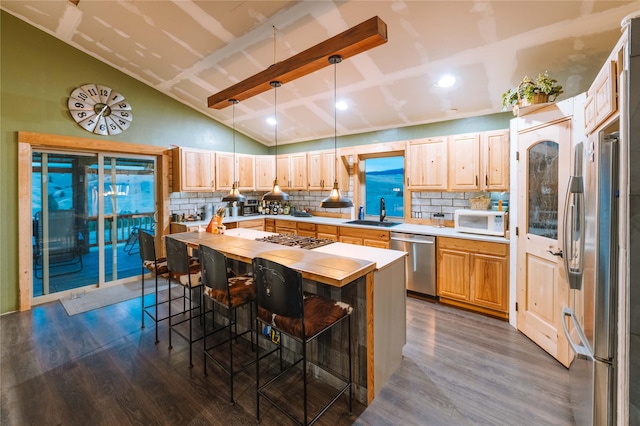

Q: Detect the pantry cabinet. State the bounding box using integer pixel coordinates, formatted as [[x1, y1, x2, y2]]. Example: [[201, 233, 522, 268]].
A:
[[406, 137, 448, 190], [437, 236, 508, 319], [172, 147, 215, 192]]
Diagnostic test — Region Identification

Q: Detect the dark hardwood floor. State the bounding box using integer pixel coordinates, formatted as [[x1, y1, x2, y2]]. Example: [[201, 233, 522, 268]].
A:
[[1, 293, 575, 425]]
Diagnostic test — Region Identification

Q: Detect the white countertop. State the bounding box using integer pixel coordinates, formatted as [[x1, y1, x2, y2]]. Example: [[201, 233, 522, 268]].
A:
[[224, 228, 407, 270], [172, 214, 510, 244], [217, 214, 510, 244]]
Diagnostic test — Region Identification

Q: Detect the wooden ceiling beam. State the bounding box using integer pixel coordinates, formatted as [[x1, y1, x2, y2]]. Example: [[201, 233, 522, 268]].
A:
[[207, 16, 387, 110]]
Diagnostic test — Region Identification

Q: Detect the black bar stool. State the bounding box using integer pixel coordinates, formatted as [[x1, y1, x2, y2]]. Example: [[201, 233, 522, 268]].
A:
[[165, 236, 203, 368], [252, 257, 353, 426], [200, 244, 256, 403], [139, 229, 172, 343]]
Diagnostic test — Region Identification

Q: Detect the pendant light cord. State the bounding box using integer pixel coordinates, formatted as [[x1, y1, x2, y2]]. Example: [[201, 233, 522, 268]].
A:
[[231, 99, 237, 185], [333, 57, 337, 181]]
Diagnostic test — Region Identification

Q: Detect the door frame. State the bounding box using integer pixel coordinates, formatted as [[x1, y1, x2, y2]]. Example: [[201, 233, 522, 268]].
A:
[[17, 131, 170, 310]]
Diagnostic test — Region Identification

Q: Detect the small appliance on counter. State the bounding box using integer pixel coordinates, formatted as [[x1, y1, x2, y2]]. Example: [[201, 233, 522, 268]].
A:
[[454, 209, 507, 237], [242, 199, 259, 216]]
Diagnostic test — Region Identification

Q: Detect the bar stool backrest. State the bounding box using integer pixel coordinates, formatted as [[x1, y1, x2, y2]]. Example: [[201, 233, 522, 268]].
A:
[[200, 245, 230, 292], [252, 257, 303, 321], [138, 229, 156, 263], [165, 236, 191, 275]]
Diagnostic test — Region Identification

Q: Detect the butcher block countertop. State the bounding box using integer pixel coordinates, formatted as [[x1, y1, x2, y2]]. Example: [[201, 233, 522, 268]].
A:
[[168, 230, 380, 287]]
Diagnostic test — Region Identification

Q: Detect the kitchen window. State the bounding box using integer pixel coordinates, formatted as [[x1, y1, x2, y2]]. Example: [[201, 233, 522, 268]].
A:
[[361, 156, 404, 219]]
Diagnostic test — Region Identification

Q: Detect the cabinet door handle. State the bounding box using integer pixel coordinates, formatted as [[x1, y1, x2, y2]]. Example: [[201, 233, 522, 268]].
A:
[[485, 175, 488, 186], [475, 175, 478, 186]]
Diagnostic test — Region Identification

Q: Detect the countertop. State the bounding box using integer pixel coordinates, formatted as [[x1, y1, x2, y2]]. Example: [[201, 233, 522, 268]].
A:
[[169, 230, 378, 287], [173, 214, 510, 244], [224, 228, 407, 271]]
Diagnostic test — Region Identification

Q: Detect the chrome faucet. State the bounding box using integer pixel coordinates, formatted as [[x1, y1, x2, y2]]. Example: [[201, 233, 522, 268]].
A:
[[380, 197, 386, 222]]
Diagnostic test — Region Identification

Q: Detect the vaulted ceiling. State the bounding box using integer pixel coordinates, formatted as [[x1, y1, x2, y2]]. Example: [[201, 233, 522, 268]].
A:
[[3, 1, 639, 145]]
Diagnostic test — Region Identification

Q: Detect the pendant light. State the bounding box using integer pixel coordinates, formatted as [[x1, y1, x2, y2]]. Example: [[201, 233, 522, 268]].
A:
[[221, 99, 246, 203], [262, 80, 289, 202], [320, 55, 353, 209]]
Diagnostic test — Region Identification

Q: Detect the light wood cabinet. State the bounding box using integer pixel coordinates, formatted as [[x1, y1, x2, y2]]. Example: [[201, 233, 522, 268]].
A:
[[255, 155, 275, 191], [406, 137, 448, 190], [448, 133, 480, 191], [308, 150, 341, 190], [482, 130, 509, 191], [238, 218, 264, 230], [172, 147, 215, 192], [264, 219, 275, 233], [316, 224, 338, 241], [437, 236, 508, 319], [274, 219, 297, 235], [338, 227, 390, 249], [276, 153, 307, 190], [296, 222, 316, 237], [216, 152, 254, 191], [585, 59, 617, 133]]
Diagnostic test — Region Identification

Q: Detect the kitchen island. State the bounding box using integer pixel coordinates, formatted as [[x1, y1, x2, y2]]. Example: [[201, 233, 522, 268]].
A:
[[168, 228, 407, 404]]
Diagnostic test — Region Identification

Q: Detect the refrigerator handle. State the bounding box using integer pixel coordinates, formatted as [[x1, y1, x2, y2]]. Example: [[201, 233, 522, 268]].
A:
[[562, 175, 585, 290], [562, 307, 595, 361]]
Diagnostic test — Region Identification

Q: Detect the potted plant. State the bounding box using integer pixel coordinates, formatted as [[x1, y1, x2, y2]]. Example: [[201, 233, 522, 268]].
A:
[[502, 72, 564, 113]]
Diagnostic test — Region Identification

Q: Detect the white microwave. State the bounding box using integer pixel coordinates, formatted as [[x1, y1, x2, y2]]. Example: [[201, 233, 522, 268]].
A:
[[454, 209, 507, 236]]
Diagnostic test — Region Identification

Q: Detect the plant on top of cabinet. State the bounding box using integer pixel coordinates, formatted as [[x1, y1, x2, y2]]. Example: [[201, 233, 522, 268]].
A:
[[502, 72, 564, 114]]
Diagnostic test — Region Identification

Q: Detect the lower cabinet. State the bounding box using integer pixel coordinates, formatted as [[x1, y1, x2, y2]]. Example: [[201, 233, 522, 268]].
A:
[[296, 222, 316, 237], [437, 236, 508, 319], [238, 218, 264, 230], [316, 224, 338, 241], [274, 219, 297, 235], [338, 227, 390, 249]]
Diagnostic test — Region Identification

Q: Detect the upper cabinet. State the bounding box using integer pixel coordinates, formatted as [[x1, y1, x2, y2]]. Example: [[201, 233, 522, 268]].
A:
[[406, 137, 448, 190], [215, 152, 255, 191], [448, 133, 480, 191], [482, 130, 510, 191], [277, 153, 307, 190], [584, 31, 626, 135], [307, 150, 349, 191], [255, 155, 275, 191], [172, 147, 215, 192]]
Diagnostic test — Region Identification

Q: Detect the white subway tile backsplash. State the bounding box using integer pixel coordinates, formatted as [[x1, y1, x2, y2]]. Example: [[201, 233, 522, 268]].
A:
[[431, 199, 453, 206]]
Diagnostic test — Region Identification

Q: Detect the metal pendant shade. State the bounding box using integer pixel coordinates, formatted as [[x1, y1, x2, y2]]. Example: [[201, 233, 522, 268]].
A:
[[262, 81, 289, 202], [222, 99, 247, 203], [320, 55, 353, 209]]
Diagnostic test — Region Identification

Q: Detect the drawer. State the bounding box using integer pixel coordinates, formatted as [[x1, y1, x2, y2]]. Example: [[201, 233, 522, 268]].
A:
[[316, 224, 338, 234], [297, 222, 316, 232], [438, 236, 507, 256]]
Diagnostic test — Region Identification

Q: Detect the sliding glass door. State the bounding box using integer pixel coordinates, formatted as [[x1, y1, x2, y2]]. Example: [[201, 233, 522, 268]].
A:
[[32, 151, 156, 297]]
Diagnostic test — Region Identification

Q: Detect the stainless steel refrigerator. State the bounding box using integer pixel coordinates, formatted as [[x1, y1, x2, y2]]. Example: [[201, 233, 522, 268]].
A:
[[562, 14, 640, 426]]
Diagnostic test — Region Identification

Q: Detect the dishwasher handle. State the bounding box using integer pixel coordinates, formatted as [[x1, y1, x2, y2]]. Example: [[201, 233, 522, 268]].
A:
[[390, 234, 435, 244]]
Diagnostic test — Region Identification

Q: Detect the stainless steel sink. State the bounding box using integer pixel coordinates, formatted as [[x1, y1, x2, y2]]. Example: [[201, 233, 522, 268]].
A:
[[345, 220, 401, 227]]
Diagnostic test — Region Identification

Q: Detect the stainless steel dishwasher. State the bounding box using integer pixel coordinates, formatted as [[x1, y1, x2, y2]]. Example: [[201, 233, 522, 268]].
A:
[[390, 232, 436, 297]]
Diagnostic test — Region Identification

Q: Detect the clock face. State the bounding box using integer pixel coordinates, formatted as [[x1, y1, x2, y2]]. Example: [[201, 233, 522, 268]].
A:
[[68, 84, 133, 135]]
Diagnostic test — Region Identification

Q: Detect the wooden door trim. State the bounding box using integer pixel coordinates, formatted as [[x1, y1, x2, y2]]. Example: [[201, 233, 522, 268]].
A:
[[17, 131, 170, 311]]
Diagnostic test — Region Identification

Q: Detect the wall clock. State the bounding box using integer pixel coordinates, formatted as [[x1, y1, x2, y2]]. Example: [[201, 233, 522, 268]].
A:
[[67, 84, 133, 135]]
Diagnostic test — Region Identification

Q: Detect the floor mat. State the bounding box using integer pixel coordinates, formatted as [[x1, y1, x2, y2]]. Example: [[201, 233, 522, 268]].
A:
[[59, 277, 170, 316]]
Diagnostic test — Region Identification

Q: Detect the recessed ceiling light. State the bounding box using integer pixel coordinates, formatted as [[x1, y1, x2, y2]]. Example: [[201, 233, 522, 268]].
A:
[[336, 100, 348, 111], [266, 117, 276, 125], [437, 75, 456, 88]]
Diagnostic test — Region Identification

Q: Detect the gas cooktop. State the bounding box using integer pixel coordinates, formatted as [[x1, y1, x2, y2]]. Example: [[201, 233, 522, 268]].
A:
[[255, 234, 335, 250]]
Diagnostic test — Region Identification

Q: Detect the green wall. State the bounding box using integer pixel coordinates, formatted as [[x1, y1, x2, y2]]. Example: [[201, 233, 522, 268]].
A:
[[274, 113, 512, 154], [0, 11, 266, 313], [0, 11, 511, 314]]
